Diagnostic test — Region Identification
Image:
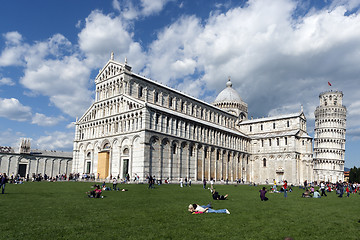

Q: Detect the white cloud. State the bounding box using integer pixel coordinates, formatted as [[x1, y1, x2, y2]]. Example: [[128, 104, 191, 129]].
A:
[[142, 0, 360, 135], [4, 31, 23, 45], [0, 128, 25, 149], [31, 113, 65, 126], [140, 0, 171, 16], [78, 10, 145, 70], [0, 77, 15, 86], [112, 0, 121, 12], [34, 131, 74, 151], [112, 0, 171, 19], [0, 98, 32, 121], [142, 15, 202, 85], [0, 32, 28, 67]]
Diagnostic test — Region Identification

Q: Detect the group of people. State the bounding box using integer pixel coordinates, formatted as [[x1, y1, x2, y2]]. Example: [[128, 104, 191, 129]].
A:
[[179, 177, 191, 187]]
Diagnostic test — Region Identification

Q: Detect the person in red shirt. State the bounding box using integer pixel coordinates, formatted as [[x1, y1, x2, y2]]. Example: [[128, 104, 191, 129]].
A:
[[346, 184, 350, 197], [283, 180, 288, 198]]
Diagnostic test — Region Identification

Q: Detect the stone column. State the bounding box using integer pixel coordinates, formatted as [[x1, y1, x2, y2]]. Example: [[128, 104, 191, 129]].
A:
[[43, 159, 47, 177], [7, 156, 14, 176], [202, 147, 206, 180], [220, 150, 224, 180], [129, 144, 133, 181], [177, 145, 181, 178], [194, 144, 198, 181], [50, 159, 54, 177], [208, 148, 211, 181], [186, 144, 190, 179]]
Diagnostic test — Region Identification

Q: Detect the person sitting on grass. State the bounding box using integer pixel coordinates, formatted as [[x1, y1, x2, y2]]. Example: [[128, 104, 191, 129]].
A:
[[313, 190, 321, 198], [87, 185, 103, 198], [259, 187, 268, 201], [211, 189, 228, 200], [302, 189, 312, 198], [188, 204, 230, 214]]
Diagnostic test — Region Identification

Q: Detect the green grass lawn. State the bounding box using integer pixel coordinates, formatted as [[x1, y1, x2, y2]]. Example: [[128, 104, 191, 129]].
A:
[[1, 181, 359, 240]]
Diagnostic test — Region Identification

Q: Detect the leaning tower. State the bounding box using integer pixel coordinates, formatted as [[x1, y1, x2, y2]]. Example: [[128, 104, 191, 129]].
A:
[[313, 90, 346, 183]]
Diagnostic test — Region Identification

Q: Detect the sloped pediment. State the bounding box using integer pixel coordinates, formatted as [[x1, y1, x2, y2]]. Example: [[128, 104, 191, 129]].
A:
[[78, 94, 144, 123]]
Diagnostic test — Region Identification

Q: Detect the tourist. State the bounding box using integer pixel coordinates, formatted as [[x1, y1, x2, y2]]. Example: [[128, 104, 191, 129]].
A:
[[313, 190, 321, 198], [0, 173, 8, 194], [337, 181, 344, 197], [211, 189, 228, 200], [283, 180, 288, 198], [180, 178, 183, 188], [203, 178, 206, 189], [302, 189, 311, 198], [320, 181, 327, 196], [148, 175, 154, 189], [259, 187, 268, 201], [112, 178, 118, 190], [304, 180, 307, 189], [184, 177, 188, 187], [273, 179, 277, 191], [210, 178, 214, 190], [87, 184, 103, 198], [188, 203, 230, 214], [188, 178, 191, 187], [346, 184, 350, 197]]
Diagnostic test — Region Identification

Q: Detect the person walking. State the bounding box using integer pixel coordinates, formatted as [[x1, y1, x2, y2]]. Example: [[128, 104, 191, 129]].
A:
[[0, 173, 8, 194], [189, 178, 192, 187], [320, 181, 327, 196], [203, 178, 206, 189], [180, 178, 183, 188], [337, 180, 344, 197]]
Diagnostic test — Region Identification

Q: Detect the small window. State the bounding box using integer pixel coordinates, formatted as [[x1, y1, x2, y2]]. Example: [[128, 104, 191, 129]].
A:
[[261, 124, 263, 130], [138, 86, 143, 98], [285, 137, 288, 145], [269, 139, 272, 146], [273, 123, 276, 129], [154, 92, 158, 103], [261, 139, 264, 147], [172, 145, 176, 154], [250, 126, 252, 132], [302, 140, 305, 145], [263, 158, 266, 167], [277, 138, 279, 146], [169, 97, 173, 107], [287, 121, 290, 127]]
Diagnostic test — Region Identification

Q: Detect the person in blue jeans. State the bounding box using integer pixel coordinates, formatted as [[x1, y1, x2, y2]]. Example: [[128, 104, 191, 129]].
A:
[[0, 173, 8, 194], [188, 203, 230, 214]]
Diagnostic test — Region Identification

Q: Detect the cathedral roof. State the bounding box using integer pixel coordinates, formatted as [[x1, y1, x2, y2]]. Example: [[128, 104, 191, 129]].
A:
[[213, 79, 242, 103]]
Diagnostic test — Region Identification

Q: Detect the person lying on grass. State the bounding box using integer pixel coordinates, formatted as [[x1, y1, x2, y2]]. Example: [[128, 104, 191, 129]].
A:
[[188, 204, 230, 214], [210, 189, 228, 200]]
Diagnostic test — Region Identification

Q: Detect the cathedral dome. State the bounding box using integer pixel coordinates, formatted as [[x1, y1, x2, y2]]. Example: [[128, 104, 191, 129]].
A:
[[213, 79, 242, 103]]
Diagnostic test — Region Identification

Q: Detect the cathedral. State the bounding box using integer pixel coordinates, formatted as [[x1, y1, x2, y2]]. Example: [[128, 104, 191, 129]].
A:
[[72, 54, 345, 184]]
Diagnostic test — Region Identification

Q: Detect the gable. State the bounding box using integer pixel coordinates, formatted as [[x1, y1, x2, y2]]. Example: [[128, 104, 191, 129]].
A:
[[95, 60, 131, 84], [78, 94, 145, 124]]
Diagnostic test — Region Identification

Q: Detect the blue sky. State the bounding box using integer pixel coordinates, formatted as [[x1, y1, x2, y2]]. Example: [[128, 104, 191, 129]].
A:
[[0, 0, 360, 168]]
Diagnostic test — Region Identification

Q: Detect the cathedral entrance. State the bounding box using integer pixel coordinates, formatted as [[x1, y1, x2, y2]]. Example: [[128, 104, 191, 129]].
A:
[[18, 164, 27, 177], [98, 151, 109, 179], [122, 159, 129, 179]]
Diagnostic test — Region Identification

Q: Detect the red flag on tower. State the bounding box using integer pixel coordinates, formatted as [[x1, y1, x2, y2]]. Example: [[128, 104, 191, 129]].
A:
[[328, 81, 332, 86]]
